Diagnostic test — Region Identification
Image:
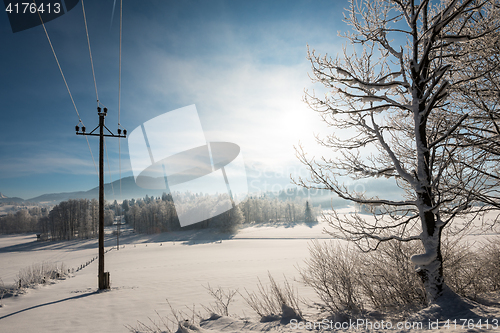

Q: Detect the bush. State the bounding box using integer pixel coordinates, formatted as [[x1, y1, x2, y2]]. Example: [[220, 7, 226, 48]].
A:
[[300, 241, 365, 315], [300, 235, 500, 317], [357, 241, 426, 312], [202, 284, 238, 316], [240, 272, 303, 320], [480, 240, 500, 291], [443, 237, 500, 299], [17, 262, 67, 288], [299, 240, 426, 315]]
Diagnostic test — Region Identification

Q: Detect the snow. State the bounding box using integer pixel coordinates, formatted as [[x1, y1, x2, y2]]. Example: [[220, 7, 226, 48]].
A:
[[361, 96, 381, 103], [0, 218, 334, 332], [0, 209, 499, 332], [336, 68, 350, 77]]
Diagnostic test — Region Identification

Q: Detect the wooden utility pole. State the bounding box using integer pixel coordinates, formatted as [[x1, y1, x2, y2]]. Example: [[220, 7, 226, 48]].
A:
[[76, 106, 126, 290]]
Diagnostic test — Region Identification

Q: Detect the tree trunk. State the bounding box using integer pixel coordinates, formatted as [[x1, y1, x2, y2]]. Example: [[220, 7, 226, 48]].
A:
[[414, 208, 445, 303]]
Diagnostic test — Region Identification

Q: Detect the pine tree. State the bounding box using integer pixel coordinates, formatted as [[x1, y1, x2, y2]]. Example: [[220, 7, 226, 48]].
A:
[[304, 201, 314, 223]]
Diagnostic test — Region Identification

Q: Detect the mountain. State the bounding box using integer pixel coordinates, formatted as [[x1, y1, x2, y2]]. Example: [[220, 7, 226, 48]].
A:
[[0, 192, 26, 203], [27, 176, 167, 204]]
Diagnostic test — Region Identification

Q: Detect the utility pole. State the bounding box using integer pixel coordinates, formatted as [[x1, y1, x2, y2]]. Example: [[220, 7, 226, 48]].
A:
[[76, 106, 126, 290]]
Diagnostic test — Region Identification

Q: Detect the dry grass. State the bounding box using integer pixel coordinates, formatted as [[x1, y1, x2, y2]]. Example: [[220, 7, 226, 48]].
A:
[[202, 284, 238, 317], [17, 262, 67, 288], [300, 236, 500, 318], [125, 299, 201, 333], [239, 272, 303, 320], [444, 237, 500, 299]]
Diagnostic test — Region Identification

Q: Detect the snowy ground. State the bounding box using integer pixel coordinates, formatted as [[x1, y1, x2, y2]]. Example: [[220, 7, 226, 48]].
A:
[[0, 209, 499, 332]]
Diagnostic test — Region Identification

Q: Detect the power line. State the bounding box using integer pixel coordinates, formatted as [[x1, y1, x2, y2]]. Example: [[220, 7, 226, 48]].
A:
[[117, 0, 124, 252], [86, 136, 99, 176], [34, 1, 81, 123], [104, 138, 116, 201], [118, 0, 123, 126], [118, 0, 123, 202], [81, 0, 99, 105], [33, 0, 98, 177]]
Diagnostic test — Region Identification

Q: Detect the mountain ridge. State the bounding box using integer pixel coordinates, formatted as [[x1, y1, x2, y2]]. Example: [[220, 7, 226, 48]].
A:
[[26, 176, 167, 204]]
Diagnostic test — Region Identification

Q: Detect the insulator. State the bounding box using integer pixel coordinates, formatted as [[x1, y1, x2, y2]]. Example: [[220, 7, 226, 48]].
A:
[[104, 107, 108, 114], [97, 107, 102, 113], [82, 126, 86, 132], [75, 125, 80, 132], [123, 129, 127, 136], [117, 128, 122, 134]]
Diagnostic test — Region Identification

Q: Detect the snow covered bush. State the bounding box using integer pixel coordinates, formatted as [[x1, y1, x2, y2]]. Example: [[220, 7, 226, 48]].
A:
[[481, 240, 500, 291], [16, 262, 67, 288], [301, 236, 500, 317], [443, 237, 500, 299], [240, 272, 303, 321], [358, 241, 427, 312], [300, 241, 364, 315], [300, 240, 427, 316]]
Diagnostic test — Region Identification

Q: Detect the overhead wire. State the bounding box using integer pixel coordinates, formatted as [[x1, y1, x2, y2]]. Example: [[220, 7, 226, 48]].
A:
[[115, 0, 124, 249], [81, 0, 99, 106], [118, 0, 123, 205], [104, 138, 116, 202], [81, 0, 121, 208], [33, 0, 98, 177]]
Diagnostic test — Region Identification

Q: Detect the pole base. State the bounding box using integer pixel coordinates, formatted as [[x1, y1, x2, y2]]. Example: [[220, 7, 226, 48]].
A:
[[99, 272, 110, 290]]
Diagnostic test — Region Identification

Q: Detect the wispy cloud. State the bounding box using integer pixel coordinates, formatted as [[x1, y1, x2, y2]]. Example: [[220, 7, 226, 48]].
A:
[[0, 153, 98, 177], [123, 20, 337, 171]]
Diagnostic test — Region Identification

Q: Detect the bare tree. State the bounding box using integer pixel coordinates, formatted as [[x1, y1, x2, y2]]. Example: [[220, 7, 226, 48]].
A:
[[296, 0, 500, 303], [450, 21, 500, 209]]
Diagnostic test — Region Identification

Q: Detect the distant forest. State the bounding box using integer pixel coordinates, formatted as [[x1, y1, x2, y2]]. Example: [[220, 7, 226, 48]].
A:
[[0, 189, 320, 240]]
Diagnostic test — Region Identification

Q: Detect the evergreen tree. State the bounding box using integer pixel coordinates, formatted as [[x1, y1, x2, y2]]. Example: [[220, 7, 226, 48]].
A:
[[304, 201, 314, 223]]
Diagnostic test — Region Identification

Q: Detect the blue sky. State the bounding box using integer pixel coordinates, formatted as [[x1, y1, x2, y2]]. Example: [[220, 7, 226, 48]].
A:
[[0, 0, 349, 199]]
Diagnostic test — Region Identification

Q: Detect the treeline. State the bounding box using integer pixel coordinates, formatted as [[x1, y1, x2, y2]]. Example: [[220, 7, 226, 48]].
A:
[[0, 199, 113, 240], [39, 199, 111, 240], [240, 196, 319, 224], [122, 193, 244, 234], [0, 190, 320, 238], [122, 192, 318, 234], [0, 206, 48, 234]]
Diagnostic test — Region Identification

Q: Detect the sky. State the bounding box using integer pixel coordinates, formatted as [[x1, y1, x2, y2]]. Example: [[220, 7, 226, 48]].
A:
[[0, 0, 358, 199]]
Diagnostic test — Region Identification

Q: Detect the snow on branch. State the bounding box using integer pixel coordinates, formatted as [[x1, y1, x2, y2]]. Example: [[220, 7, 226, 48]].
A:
[[438, 35, 470, 42], [352, 166, 396, 178], [370, 113, 416, 187], [340, 75, 409, 91], [335, 67, 351, 77], [411, 250, 437, 266], [428, 113, 469, 148]]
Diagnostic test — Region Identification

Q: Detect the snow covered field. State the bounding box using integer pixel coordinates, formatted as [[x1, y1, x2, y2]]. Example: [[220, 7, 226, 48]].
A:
[[0, 209, 499, 332]]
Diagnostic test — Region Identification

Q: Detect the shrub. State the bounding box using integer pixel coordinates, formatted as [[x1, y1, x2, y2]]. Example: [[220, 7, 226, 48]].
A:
[[444, 237, 500, 299], [300, 240, 428, 316], [480, 240, 500, 291], [240, 272, 303, 320], [357, 241, 426, 312], [300, 240, 364, 315], [17, 262, 67, 288], [300, 235, 500, 317], [202, 284, 238, 316]]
